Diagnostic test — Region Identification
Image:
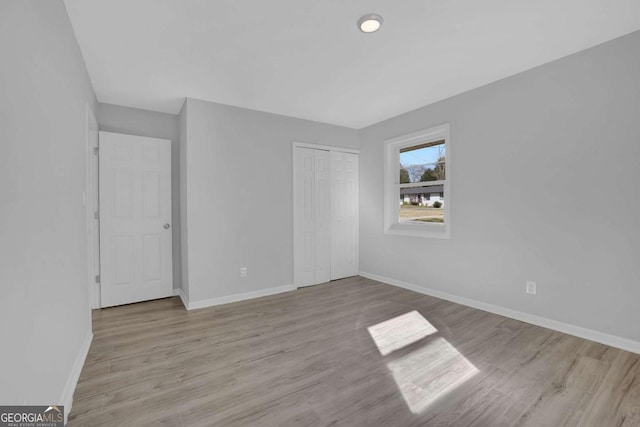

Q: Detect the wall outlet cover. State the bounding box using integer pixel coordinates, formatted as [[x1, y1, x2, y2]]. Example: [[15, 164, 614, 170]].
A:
[[526, 281, 537, 295]]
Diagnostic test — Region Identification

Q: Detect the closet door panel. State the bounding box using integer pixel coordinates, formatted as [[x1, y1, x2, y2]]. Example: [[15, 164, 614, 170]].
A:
[[295, 146, 359, 287], [331, 151, 359, 280], [294, 147, 316, 287], [314, 150, 331, 284]]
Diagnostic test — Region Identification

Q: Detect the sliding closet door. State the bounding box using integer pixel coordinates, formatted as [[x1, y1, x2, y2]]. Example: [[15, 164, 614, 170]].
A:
[[294, 147, 331, 287], [294, 146, 359, 287], [331, 151, 359, 280], [314, 150, 331, 284], [294, 147, 315, 286]]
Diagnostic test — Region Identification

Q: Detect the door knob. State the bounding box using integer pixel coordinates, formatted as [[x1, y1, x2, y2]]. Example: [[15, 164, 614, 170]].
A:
[[164, 223, 171, 229]]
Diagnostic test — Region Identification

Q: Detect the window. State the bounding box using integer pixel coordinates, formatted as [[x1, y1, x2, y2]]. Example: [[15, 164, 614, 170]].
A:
[[384, 124, 450, 238]]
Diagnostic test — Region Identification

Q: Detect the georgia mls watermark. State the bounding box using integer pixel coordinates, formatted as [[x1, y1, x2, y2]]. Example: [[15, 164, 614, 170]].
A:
[[0, 406, 64, 427]]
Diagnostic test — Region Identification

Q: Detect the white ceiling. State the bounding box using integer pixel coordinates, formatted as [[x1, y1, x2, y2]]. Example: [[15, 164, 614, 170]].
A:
[[64, 0, 640, 129]]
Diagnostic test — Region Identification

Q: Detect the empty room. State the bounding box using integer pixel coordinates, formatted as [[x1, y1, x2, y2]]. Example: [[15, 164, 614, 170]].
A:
[[2, 1, 640, 426]]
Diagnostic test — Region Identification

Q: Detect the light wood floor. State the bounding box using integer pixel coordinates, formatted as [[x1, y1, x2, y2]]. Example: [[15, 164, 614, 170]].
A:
[[69, 277, 640, 426]]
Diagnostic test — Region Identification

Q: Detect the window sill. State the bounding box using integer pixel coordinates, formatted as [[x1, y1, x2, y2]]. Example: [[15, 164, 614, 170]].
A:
[[385, 222, 450, 239]]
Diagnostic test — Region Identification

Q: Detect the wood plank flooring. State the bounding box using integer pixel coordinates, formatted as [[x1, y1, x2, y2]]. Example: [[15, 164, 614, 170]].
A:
[[68, 277, 640, 426]]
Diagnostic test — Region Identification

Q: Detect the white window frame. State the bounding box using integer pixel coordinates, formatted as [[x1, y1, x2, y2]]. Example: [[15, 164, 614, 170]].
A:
[[384, 123, 451, 239]]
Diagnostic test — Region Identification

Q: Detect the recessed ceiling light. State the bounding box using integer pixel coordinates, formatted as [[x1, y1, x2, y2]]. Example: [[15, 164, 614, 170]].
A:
[[358, 14, 383, 33]]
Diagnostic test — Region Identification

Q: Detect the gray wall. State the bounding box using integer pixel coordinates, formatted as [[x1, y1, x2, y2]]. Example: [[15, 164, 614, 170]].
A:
[[359, 31, 640, 342], [0, 1, 96, 404], [97, 103, 182, 290], [182, 98, 359, 302]]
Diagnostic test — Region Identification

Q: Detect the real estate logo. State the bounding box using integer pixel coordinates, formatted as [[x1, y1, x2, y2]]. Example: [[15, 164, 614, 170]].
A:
[[0, 405, 64, 427]]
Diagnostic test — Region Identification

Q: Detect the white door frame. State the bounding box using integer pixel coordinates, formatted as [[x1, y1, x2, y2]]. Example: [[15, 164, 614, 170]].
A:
[[292, 141, 359, 155], [85, 104, 100, 309], [292, 141, 359, 288]]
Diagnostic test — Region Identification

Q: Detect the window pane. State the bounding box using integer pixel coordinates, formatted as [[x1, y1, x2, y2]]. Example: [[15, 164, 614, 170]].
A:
[[399, 140, 446, 183], [399, 184, 445, 224]]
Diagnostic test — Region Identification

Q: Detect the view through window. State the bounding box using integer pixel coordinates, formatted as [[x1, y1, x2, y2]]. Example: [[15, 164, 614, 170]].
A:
[[399, 140, 446, 224]]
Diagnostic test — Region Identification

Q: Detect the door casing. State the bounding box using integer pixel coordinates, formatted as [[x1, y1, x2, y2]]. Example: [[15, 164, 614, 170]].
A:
[[85, 104, 100, 309]]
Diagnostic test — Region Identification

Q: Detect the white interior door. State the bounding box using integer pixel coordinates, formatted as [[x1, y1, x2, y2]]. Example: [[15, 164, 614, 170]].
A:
[[331, 151, 359, 280], [294, 147, 331, 287], [99, 132, 173, 307]]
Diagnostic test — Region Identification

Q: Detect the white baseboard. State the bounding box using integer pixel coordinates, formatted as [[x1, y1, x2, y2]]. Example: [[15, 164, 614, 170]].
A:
[[359, 271, 640, 355], [173, 288, 180, 296], [178, 289, 190, 310], [178, 284, 296, 311], [59, 329, 93, 424]]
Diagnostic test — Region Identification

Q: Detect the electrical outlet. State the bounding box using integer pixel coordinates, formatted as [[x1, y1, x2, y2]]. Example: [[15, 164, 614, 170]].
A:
[[526, 281, 537, 295], [240, 267, 247, 278]]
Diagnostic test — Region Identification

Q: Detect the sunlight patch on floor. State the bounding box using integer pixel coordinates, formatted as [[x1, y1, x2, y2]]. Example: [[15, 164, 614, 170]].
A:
[[368, 311, 479, 414], [367, 310, 438, 356], [388, 336, 478, 413]]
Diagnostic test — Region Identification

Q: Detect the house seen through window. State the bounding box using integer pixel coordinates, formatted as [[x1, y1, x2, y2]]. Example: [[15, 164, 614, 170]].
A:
[[399, 140, 446, 224]]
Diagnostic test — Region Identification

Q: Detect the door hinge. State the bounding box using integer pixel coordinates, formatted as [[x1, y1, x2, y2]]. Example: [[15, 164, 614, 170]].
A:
[[93, 146, 99, 155], [94, 211, 99, 220], [95, 274, 100, 283]]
